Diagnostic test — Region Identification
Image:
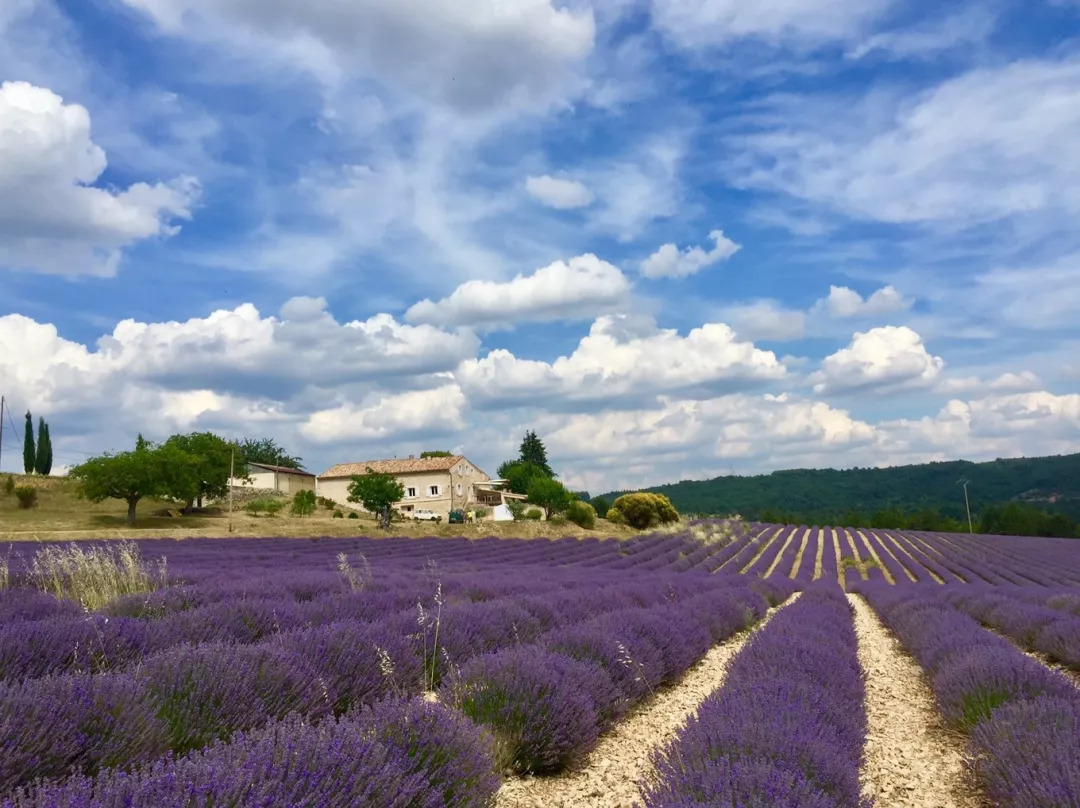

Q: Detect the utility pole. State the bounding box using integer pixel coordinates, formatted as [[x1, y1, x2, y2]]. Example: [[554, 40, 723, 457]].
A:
[[958, 478, 973, 534], [229, 447, 235, 534]]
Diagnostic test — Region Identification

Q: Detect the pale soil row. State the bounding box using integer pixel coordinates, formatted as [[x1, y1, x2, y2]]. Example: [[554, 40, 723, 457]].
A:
[[848, 594, 983, 808], [813, 527, 825, 580], [831, 527, 846, 589], [738, 525, 785, 574], [496, 596, 800, 808], [854, 529, 895, 585], [763, 525, 800, 578], [882, 531, 945, 585], [865, 529, 917, 583], [715, 524, 771, 572], [842, 528, 869, 581], [787, 527, 810, 580]]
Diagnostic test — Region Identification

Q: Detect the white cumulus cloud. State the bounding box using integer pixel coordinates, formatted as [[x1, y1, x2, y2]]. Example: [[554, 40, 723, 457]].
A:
[[0, 81, 199, 276], [641, 229, 741, 279], [302, 385, 466, 443], [813, 285, 912, 318], [405, 254, 630, 328], [812, 325, 944, 395]]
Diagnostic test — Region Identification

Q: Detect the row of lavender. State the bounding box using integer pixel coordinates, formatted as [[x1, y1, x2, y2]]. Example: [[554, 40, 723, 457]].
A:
[[859, 584, 1080, 807], [1, 563, 792, 797], [642, 587, 868, 807]]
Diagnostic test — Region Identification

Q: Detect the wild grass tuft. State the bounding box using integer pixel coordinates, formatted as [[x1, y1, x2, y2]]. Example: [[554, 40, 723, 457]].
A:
[[0, 557, 8, 591], [27, 540, 166, 611], [336, 552, 372, 591]]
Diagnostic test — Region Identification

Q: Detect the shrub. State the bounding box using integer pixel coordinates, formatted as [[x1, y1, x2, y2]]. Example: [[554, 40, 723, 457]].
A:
[[548, 514, 568, 526], [606, 508, 627, 525], [348, 511, 359, 519], [27, 541, 166, 611], [0, 673, 169, 793], [290, 489, 317, 517], [3, 474, 14, 494], [13, 484, 37, 509], [245, 496, 284, 517], [317, 495, 336, 510], [138, 642, 330, 754], [523, 508, 543, 521], [442, 648, 604, 773], [475, 507, 490, 519], [565, 500, 596, 530], [507, 499, 527, 521], [612, 493, 680, 530], [333, 510, 344, 518], [355, 697, 501, 807]]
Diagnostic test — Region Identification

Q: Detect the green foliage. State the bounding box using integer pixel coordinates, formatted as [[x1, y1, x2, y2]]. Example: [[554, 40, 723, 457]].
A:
[[601, 453, 1080, 528], [69, 439, 182, 526], [290, 489, 317, 517], [518, 430, 554, 477], [548, 514, 568, 526], [22, 411, 34, 475], [979, 501, 1079, 539], [245, 497, 284, 517], [347, 468, 405, 530], [506, 499, 527, 521], [496, 460, 548, 496], [34, 417, 53, 475], [523, 508, 543, 521], [317, 496, 336, 510], [14, 484, 37, 509], [420, 450, 454, 458], [347, 511, 359, 519], [565, 500, 596, 530], [3, 474, 14, 494], [333, 511, 344, 519], [612, 493, 680, 530], [605, 508, 627, 525], [590, 496, 610, 518], [474, 506, 490, 519], [163, 432, 245, 510], [526, 476, 571, 518], [238, 436, 304, 470]]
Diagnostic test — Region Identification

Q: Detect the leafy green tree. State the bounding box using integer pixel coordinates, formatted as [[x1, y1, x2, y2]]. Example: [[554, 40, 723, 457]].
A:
[[420, 450, 454, 458], [496, 460, 547, 495], [23, 411, 35, 475], [347, 468, 405, 530], [612, 492, 680, 530], [69, 439, 179, 525], [518, 430, 554, 477], [164, 432, 246, 512], [526, 476, 571, 518], [291, 489, 317, 517], [565, 500, 596, 529], [238, 437, 304, 470], [591, 496, 610, 518]]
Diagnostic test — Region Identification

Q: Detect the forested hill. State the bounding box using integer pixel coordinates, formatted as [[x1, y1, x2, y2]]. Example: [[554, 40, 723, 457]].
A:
[[601, 453, 1080, 523]]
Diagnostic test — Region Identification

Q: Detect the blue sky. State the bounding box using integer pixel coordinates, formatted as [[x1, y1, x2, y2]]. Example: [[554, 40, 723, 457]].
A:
[[1, 0, 1078, 492]]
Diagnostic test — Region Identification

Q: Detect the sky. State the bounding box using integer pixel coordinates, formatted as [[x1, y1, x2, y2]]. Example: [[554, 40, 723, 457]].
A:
[[0, 0, 1078, 494]]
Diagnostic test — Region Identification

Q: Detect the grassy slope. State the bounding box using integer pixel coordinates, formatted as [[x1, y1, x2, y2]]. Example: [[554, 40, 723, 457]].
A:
[[0, 475, 632, 542], [600, 453, 1080, 521]]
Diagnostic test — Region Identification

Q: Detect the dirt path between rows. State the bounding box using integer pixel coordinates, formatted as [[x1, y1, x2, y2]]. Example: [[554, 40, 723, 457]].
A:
[[496, 596, 799, 808], [848, 594, 983, 808]]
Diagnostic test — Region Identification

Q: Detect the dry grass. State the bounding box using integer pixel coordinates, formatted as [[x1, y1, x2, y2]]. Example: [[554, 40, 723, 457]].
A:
[[26, 541, 167, 611], [0, 475, 637, 543]]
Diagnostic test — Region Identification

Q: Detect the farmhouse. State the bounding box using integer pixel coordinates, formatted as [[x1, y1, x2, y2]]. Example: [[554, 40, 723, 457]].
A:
[[317, 455, 524, 520], [229, 462, 316, 495]]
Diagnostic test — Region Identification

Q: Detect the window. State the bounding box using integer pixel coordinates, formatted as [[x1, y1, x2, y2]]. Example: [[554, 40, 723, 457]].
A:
[[429, 485, 440, 496], [406, 487, 416, 498], [456, 483, 462, 496]]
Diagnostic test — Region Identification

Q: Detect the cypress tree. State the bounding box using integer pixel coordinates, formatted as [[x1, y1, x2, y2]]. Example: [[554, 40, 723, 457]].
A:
[[22, 411, 35, 475], [518, 430, 554, 477], [34, 417, 47, 475], [41, 422, 53, 476]]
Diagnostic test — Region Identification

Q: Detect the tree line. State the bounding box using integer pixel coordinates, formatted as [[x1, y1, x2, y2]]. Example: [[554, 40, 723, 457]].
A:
[[67, 433, 304, 525]]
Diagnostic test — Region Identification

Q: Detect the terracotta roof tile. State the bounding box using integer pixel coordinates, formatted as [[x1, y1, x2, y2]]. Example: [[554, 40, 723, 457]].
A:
[[319, 456, 465, 478]]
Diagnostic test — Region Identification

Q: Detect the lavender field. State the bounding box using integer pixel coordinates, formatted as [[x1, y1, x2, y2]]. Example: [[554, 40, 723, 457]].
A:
[[1, 522, 1079, 807]]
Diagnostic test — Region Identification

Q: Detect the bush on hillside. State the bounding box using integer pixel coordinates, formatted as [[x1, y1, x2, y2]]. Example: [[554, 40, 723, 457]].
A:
[[4, 474, 14, 494], [507, 500, 527, 521], [14, 485, 37, 509], [565, 500, 596, 530], [347, 511, 359, 519], [317, 496, 336, 510], [290, 489, 317, 517], [606, 508, 627, 525], [245, 497, 284, 517], [548, 515, 567, 526], [524, 508, 543, 521], [333, 511, 344, 518], [612, 493, 680, 530]]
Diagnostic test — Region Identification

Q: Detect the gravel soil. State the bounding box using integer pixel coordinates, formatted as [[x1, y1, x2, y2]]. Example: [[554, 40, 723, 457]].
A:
[[495, 596, 798, 808], [849, 594, 983, 808]]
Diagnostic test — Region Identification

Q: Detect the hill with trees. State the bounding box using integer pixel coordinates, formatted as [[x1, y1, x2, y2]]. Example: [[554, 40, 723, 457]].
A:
[[601, 453, 1080, 537]]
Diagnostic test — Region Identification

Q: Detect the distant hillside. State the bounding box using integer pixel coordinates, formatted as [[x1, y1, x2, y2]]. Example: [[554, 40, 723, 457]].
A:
[[601, 453, 1080, 522]]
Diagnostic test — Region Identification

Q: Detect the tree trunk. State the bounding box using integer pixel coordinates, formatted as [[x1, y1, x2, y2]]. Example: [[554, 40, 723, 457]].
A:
[[183, 499, 195, 515], [197, 495, 203, 509], [377, 507, 392, 530], [127, 497, 139, 526]]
